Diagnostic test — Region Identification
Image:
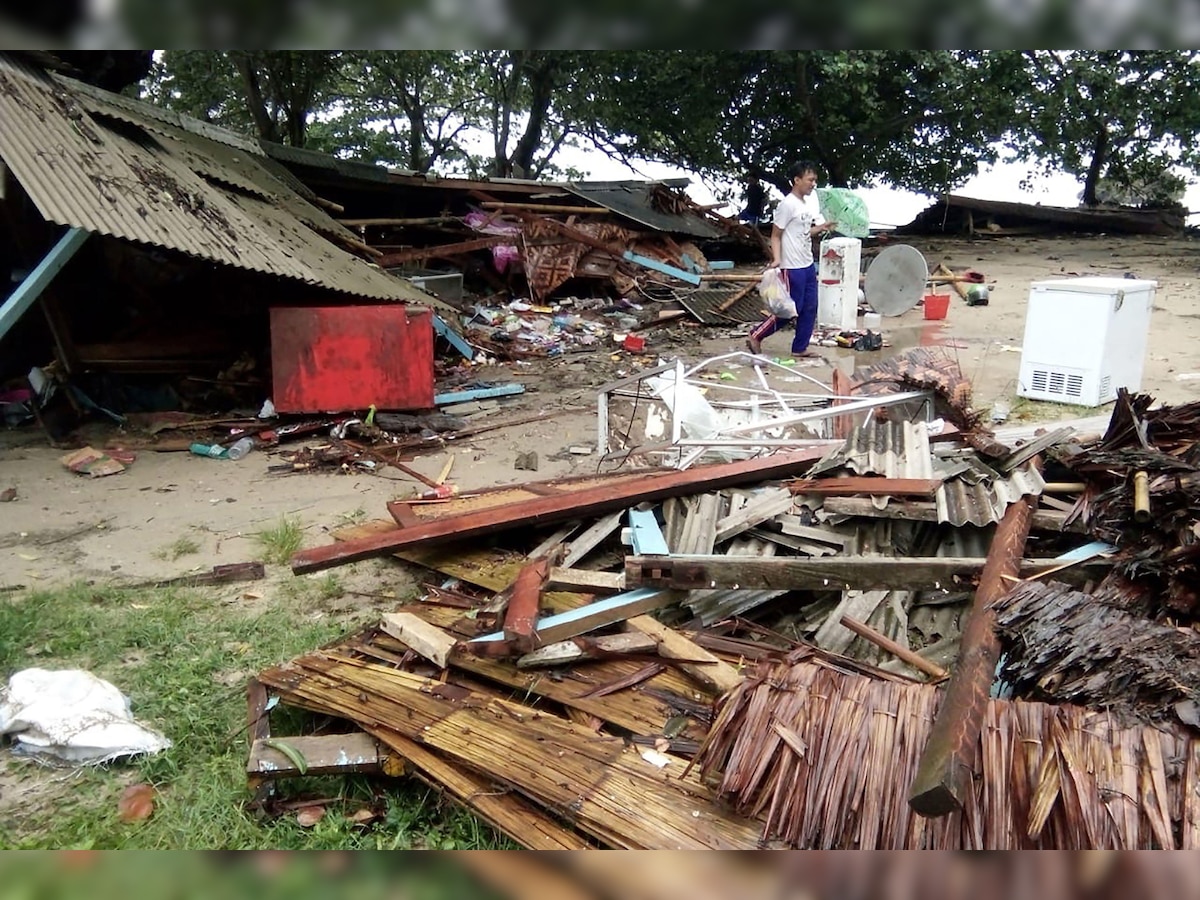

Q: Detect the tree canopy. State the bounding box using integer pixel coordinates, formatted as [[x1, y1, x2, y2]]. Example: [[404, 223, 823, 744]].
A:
[[141, 50, 1200, 208]]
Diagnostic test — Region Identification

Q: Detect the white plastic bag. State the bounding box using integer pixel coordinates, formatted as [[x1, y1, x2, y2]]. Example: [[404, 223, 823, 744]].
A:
[[757, 267, 794, 317]]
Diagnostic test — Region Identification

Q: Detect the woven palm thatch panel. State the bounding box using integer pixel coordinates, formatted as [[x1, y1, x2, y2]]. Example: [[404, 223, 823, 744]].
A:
[[522, 220, 632, 301], [696, 649, 1199, 848]]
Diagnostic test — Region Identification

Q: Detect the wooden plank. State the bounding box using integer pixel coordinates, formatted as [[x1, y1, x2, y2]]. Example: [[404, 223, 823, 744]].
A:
[[248, 732, 398, 779], [820, 496, 1081, 532], [625, 616, 742, 695], [545, 567, 625, 594], [626, 508, 670, 555], [562, 511, 624, 567], [713, 488, 793, 543], [776, 517, 852, 548], [789, 477, 942, 497], [471, 588, 680, 647], [516, 633, 659, 669], [294, 447, 834, 574], [622, 250, 702, 285], [625, 554, 1109, 592], [380, 612, 457, 668], [503, 557, 551, 650]]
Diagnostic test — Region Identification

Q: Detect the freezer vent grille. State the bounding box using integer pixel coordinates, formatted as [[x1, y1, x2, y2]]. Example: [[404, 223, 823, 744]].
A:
[[1030, 369, 1083, 398], [1100, 375, 1112, 400]]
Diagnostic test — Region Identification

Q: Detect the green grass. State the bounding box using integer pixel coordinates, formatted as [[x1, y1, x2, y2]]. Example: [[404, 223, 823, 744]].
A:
[[0, 582, 512, 849], [253, 517, 306, 565], [153, 535, 201, 561]]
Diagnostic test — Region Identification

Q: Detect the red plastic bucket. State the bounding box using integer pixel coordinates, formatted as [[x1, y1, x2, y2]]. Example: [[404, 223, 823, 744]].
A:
[[923, 293, 950, 320]]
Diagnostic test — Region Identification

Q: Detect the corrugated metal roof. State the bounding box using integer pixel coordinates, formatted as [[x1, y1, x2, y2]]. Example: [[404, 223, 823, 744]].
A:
[[260, 140, 398, 182], [564, 182, 724, 239], [0, 55, 423, 303], [812, 419, 1045, 526], [676, 286, 765, 324]]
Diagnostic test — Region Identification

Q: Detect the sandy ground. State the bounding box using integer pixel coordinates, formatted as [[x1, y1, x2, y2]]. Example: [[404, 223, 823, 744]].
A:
[[1, 232, 1198, 596]]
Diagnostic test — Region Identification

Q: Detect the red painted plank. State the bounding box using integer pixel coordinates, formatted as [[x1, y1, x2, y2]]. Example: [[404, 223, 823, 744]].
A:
[[270, 305, 434, 413], [291, 446, 835, 574]]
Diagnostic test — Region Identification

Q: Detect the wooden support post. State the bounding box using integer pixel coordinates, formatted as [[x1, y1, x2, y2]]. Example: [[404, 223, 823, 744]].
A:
[[908, 491, 1038, 817]]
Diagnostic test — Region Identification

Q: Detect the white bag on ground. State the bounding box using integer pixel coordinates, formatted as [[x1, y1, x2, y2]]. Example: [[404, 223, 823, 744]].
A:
[[0, 668, 172, 765], [757, 267, 795, 317]]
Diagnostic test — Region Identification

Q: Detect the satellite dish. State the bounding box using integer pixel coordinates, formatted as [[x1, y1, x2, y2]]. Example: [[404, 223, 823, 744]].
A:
[[864, 244, 929, 316]]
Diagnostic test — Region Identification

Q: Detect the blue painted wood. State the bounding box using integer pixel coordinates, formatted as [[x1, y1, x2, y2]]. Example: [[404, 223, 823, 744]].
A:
[[431, 314, 474, 360], [434, 383, 525, 405], [627, 508, 670, 556], [708, 260, 735, 270], [0, 227, 89, 342], [622, 251, 702, 285], [470, 587, 663, 643]]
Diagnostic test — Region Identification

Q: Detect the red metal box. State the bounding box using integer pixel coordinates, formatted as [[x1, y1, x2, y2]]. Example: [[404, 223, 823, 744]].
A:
[[270, 304, 434, 413]]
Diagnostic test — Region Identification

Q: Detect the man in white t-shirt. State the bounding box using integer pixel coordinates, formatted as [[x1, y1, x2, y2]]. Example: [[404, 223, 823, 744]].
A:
[[746, 161, 836, 358]]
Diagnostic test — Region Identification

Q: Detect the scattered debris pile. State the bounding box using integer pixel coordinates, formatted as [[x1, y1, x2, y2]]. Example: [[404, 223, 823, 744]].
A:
[[244, 349, 1200, 848]]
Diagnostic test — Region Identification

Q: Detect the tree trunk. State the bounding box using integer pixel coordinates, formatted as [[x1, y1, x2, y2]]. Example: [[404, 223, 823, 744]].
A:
[[1081, 125, 1109, 207], [232, 53, 279, 144], [511, 56, 559, 178]]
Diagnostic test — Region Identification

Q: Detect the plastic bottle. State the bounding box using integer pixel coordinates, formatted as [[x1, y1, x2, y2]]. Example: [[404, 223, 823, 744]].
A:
[[189, 442, 228, 459], [225, 437, 255, 461]]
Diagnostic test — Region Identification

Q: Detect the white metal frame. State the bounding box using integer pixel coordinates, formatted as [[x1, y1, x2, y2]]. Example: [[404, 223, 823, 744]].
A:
[[597, 351, 934, 470]]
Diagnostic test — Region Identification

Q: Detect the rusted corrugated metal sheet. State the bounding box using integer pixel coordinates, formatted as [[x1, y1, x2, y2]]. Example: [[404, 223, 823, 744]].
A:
[[0, 55, 422, 303], [813, 419, 1045, 526]]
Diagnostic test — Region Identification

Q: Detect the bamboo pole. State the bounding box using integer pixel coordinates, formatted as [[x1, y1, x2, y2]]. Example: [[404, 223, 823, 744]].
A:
[[1133, 470, 1151, 523], [908, 488, 1038, 817], [839, 615, 948, 680], [934, 263, 971, 302]]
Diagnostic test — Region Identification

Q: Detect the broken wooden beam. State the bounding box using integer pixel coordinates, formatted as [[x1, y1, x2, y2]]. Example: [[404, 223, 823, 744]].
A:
[[624, 554, 1104, 592], [625, 616, 743, 695], [503, 557, 551, 651], [124, 561, 266, 590], [380, 612, 457, 668], [820, 496, 1081, 532], [292, 448, 833, 574], [516, 632, 659, 669], [545, 567, 625, 595], [375, 234, 510, 267], [908, 491, 1038, 817]]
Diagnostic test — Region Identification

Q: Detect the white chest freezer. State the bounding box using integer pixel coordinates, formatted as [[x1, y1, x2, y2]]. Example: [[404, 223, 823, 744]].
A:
[[817, 237, 861, 330], [1017, 276, 1157, 407]]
